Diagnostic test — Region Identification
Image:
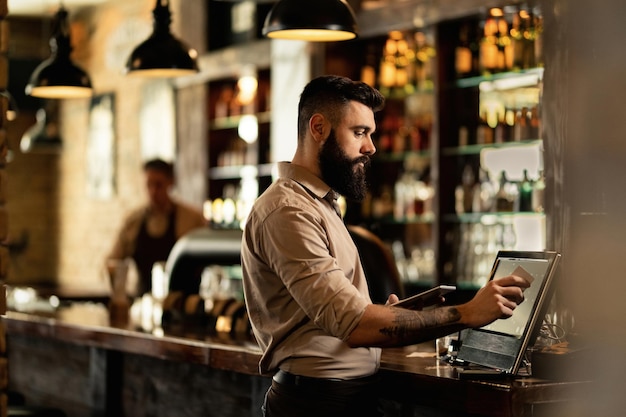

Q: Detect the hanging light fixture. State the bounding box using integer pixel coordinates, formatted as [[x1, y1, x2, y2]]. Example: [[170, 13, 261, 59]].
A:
[[126, 0, 199, 78], [0, 91, 18, 121], [19, 106, 63, 154], [262, 0, 358, 42], [25, 6, 93, 99]]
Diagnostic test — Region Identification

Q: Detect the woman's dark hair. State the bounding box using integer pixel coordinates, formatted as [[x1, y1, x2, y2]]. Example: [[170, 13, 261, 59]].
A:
[[297, 75, 385, 141]]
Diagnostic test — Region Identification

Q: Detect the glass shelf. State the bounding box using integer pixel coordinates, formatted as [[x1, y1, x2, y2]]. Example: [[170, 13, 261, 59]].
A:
[[454, 67, 544, 89], [375, 149, 432, 162], [443, 212, 545, 224], [369, 214, 435, 225], [209, 111, 271, 131], [209, 163, 274, 180], [441, 139, 542, 157]]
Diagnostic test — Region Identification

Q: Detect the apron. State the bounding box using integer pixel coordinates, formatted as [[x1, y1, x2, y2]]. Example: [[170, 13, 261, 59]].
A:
[[132, 207, 177, 296]]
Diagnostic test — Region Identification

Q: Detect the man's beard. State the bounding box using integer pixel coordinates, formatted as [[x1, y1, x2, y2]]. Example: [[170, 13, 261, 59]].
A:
[[319, 129, 371, 202]]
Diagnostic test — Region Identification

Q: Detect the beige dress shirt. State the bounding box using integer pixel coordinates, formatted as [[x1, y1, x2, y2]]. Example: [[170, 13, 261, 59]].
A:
[[241, 162, 381, 379]]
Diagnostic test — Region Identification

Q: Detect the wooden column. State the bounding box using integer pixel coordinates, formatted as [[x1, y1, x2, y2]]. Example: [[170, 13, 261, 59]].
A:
[[0, 0, 8, 415]]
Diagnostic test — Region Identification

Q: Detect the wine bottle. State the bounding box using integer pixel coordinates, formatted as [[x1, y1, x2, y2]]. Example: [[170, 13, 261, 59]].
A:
[[495, 170, 516, 212], [456, 22, 473, 77], [532, 170, 546, 213], [476, 109, 494, 145], [472, 167, 496, 213], [479, 13, 499, 75], [519, 169, 533, 212]]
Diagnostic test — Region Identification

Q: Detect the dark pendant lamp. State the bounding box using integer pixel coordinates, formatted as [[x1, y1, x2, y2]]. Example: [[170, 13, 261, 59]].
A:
[[126, 0, 199, 78], [25, 7, 93, 99], [262, 0, 358, 42]]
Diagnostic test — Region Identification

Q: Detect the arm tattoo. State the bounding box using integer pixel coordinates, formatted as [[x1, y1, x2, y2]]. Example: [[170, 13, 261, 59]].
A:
[[379, 307, 463, 344]]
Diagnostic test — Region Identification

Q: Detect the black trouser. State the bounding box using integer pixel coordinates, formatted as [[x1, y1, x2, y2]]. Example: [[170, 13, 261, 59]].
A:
[[262, 370, 383, 417]]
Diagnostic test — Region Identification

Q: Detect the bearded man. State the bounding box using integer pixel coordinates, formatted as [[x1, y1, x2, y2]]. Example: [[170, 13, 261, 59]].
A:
[[241, 75, 528, 417]]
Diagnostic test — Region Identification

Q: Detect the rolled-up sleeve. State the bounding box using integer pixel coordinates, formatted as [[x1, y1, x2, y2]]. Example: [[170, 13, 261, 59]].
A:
[[260, 204, 368, 340]]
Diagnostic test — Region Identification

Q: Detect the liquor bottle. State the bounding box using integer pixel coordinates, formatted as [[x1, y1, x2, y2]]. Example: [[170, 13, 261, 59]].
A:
[[414, 31, 436, 91], [472, 167, 496, 213], [455, 21, 473, 77], [518, 169, 533, 212], [494, 9, 510, 72], [495, 170, 516, 212], [494, 108, 510, 143], [479, 13, 499, 75], [521, 8, 536, 69], [458, 124, 469, 147], [455, 164, 475, 214], [513, 107, 527, 141], [476, 109, 494, 145], [360, 44, 379, 87], [510, 8, 524, 71], [528, 105, 540, 139], [533, 9, 544, 68], [532, 169, 546, 213]]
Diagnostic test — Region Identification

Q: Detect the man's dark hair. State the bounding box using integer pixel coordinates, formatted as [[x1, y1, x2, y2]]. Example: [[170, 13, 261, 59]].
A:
[[143, 158, 174, 179], [297, 75, 385, 141]]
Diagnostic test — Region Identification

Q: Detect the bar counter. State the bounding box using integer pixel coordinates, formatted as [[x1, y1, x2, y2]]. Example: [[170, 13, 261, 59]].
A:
[[2, 304, 588, 417]]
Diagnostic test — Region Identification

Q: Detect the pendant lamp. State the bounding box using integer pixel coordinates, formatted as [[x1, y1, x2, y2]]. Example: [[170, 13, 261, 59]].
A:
[[25, 7, 93, 99], [262, 0, 358, 42], [20, 107, 63, 154], [126, 0, 199, 78]]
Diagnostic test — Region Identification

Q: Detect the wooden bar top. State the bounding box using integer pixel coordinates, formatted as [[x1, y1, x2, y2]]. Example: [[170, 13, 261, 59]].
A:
[[2, 304, 589, 417]]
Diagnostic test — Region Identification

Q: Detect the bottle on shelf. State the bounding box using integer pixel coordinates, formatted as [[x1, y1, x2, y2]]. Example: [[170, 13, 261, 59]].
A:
[[532, 169, 546, 213], [520, 7, 537, 69], [512, 107, 529, 141], [455, 21, 474, 77], [215, 86, 234, 119], [528, 105, 540, 139], [472, 167, 496, 213], [495, 170, 517, 212], [414, 30, 436, 91], [458, 124, 469, 147], [510, 7, 524, 71], [455, 164, 475, 214], [493, 8, 511, 72], [533, 8, 544, 68], [518, 169, 534, 212], [493, 107, 512, 143], [476, 109, 494, 145], [479, 11, 499, 75]]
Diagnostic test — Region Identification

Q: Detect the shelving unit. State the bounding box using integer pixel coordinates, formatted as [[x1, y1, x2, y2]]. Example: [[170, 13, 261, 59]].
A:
[[436, 8, 546, 290], [326, 29, 439, 292], [324, 5, 546, 297], [205, 68, 273, 229]]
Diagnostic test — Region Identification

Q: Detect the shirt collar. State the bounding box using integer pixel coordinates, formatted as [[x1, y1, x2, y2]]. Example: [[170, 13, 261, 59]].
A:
[[277, 161, 333, 200]]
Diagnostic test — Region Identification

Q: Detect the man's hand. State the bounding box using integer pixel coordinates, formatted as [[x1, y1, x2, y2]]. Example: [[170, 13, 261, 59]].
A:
[[385, 294, 400, 305], [457, 275, 530, 328]]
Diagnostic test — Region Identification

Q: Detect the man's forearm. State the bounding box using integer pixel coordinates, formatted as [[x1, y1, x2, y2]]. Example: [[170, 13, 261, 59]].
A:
[[347, 304, 466, 348]]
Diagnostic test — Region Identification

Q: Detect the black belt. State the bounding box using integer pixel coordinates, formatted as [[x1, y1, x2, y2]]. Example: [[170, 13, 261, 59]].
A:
[[273, 370, 378, 390]]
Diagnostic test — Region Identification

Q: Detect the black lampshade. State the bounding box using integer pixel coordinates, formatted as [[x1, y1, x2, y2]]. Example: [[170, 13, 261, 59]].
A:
[[126, 0, 199, 77], [262, 0, 358, 41], [25, 7, 93, 99]]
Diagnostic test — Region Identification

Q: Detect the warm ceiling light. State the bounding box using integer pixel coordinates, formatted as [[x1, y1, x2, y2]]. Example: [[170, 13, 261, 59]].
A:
[[262, 0, 358, 42], [125, 0, 199, 78], [25, 7, 93, 99]]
